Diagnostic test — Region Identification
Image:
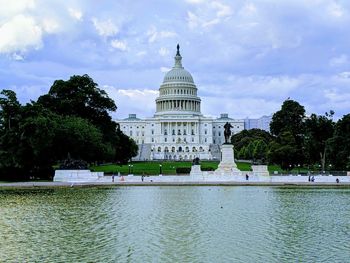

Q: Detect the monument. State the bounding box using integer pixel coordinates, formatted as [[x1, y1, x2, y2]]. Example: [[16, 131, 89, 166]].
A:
[[215, 122, 241, 175], [190, 157, 203, 178]]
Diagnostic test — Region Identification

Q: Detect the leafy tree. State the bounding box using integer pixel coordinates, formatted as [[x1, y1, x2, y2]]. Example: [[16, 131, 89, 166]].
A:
[[268, 131, 298, 170], [231, 128, 272, 163], [269, 99, 306, 166], [270, 99, 305, 139], [36, 74, 137, 165], [327, 114, 350, 170], [0, 76, 138, 180], [37, 74, 118, 139], [304, 112, 335, 170]]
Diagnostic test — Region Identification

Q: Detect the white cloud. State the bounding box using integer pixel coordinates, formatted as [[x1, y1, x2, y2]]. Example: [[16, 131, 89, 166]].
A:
[[159, 47, 169, 56], [160, 67, 171, 73], [186, 1, 232, 29], [136, 51, 147, 56], [92, 17, 118, 37], [328, 2, 345, 18], [12, 53, 24, 61], [0, 0, 35, 17], [147, 26, 177, 43], [103, 86, 158, 118], [185, 0, 204, 4], [110, 39, 127, 51], [68, 8, 83, 21], [41, 18, 60, 33], [0, 14, 42, 53], [330, 54, 349, 67], [211, 1, 232, 18]]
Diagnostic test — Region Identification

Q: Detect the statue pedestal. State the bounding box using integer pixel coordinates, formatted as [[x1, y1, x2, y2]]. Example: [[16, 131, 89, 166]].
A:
[[190, 165, 202, 178], [215, 144, 241, 175]]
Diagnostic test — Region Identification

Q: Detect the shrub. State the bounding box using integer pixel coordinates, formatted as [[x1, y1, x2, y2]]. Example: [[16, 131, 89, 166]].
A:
[[176, 167, 191, 174]]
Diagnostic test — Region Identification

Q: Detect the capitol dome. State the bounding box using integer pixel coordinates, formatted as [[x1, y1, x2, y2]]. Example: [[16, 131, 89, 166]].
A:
[[163, 44, 194, 84], [163, 68, 194, 84], [155, 44, 201, 116]]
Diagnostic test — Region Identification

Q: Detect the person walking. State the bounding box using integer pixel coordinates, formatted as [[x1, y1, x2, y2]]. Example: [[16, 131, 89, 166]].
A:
[[245, 174, 249, 181]]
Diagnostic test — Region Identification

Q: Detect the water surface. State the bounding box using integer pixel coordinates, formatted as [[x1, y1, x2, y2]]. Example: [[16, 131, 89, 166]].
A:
[[1, 186, 349, 262]]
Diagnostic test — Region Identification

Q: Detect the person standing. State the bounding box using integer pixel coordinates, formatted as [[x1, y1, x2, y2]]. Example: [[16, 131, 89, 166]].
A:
[[245, 174, 249, 181]]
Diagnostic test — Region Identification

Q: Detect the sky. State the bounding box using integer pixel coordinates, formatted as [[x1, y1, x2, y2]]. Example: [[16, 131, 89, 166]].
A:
[[1, 0, 350, 120]]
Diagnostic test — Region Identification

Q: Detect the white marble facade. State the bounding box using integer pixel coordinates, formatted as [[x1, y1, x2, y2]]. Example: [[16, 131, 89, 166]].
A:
[[117, 45, 244, 161]]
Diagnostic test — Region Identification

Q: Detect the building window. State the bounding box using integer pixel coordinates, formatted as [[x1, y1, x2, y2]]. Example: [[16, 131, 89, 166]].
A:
[[213, 139, 216, 144], [152, 138, 154, 142], [183, 130, 186, 135], [152, 130, 154, 135], [173, 138, 175, 142], [191, 129, 194, 135], [204, 129, 207, 135], [142, 132, 144, 136], [192, 137, 194, 142], [172, 129, 175, 135], [205, 138, 207, 142], [164, 129, 167, 135], [130, 131, 133, 136], [178, 129, 181, 135], [213, 131, 216, 136], [218, 132, 221, 136], [165, 138, 167, 142], [136, 131, 139, 136]]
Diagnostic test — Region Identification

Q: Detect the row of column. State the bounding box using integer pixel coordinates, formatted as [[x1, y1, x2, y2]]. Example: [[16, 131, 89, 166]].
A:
[[161, 122, 199, 136], [157, 100, 200, 112]]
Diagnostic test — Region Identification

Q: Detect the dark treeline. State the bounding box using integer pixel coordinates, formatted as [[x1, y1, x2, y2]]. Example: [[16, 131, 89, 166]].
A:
[[232, 99, 350, 171], [0, 75, 138, 181]]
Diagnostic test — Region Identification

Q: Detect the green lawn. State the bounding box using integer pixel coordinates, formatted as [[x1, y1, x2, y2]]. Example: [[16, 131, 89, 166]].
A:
[[90, 161, 283, 175]]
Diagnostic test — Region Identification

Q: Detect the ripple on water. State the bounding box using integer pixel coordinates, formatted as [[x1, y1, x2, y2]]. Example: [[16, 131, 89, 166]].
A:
[[1, 186, 350, 262]]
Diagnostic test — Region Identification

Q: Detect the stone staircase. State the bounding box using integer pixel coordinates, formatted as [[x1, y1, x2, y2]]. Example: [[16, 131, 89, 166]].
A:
[[132, 143, 152, 161], [209, 144, 221, 161]]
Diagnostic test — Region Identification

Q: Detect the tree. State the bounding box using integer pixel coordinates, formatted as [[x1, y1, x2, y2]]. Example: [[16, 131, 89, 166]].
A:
[[0, 90, 21, 130], [36, 74, 137, 164], [231, 128, 272, 163], [269, 99, 306, 166], [304, 112, 335, 171], [37, 74, 118, 139], [268, 131, 298, 170], [327, 114, 350, 170], [0, 76, 138, 180]]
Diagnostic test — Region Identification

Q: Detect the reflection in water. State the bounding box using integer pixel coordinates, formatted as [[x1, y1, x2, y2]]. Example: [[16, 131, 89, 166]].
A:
[[0, 187, 350, 262]]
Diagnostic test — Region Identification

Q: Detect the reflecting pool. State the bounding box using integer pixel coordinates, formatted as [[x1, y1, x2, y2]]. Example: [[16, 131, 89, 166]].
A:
[[1, 186, 349, 262]]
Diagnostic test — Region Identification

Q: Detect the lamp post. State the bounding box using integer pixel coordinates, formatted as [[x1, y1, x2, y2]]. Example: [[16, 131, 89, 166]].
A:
[[159, 164, 162, 176], [297, 164, 300, 175], [131, 165, 133, 175], [128, 164, 131, 174]]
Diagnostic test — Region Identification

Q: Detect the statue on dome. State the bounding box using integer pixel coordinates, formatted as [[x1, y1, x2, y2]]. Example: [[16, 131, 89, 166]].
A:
[[176, 44, 180, 56], [224, 122, 233, 144]]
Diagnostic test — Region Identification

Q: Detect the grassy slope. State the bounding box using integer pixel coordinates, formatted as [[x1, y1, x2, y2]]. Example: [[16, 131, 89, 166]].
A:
[[90, 161, 284, 175]]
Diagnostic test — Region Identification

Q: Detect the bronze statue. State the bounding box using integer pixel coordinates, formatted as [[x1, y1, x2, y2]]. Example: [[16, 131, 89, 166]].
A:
[[192, 157, 200, 165], [224, 122, 233, 144]]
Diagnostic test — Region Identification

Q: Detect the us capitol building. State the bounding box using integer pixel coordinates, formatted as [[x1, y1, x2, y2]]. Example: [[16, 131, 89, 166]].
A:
[[117, 45, 246, 161]]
